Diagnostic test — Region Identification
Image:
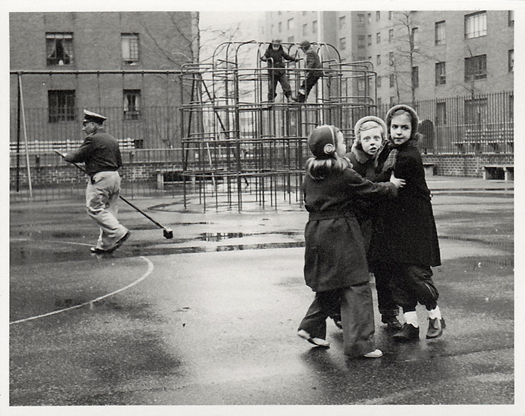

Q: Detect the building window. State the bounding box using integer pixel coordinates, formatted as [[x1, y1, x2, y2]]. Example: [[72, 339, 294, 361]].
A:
[[435, 21, 446, 45], [358, 13, 365, 23], [412, 66, 419, 88], [465, 11, 487, 39], [389, 29, 394, 43], [124, 90, 141, 120], [376, 32, 381, 44], [377, 54, 381, 65], [465, 55, 487, 81], [303, 23, 308, 36], [508, 49, 514, 72], [464, 98, 488, 125], [121, 33, 139, 65], [368, 35, 372, 46], [411, 27, 419, 50], [46, 33, 74, 66], [376, 11, 381, 21], [377, 76, 381, 88], [435, 62, 446, 85], [278, 22, 282, 33], [389, 96, 395, 106], [389, 52, 394, 65], [287, 18, 294, 30], [508, 10, 514, 26], [48, 90, 76, 123], [339, 15, 346, 29], [367, 13, 371, 24], [389, 73, 395, 88], [437, 102, 446, 125], [358, 36, 365, 48], [389, 11, 394, 20], [312, 20, 318, 34], [339, 37, 346, 51]]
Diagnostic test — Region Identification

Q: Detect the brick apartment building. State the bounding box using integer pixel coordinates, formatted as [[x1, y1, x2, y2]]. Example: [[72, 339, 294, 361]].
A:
[[9, 11, 199, 150]]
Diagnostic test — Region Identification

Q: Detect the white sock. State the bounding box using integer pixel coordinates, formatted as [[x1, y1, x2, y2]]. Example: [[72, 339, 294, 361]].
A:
[[404, 311, 418, 327], [428, 306, 442, 320]]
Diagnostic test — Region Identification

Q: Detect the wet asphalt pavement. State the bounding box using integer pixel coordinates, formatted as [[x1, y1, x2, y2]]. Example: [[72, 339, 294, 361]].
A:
[[7, 176, 519, 413]]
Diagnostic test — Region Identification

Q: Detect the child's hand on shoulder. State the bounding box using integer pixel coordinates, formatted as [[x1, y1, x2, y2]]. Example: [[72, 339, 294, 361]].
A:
[[389, 172, 406, 189]]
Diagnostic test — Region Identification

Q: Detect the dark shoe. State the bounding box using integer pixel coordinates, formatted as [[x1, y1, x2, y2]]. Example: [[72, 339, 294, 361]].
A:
[[382, 315, 403, 331], [426, 317, 446, 339], [107, 230, 131, 253], [90, 247, 109, 255], [393, 323, 420, 342]]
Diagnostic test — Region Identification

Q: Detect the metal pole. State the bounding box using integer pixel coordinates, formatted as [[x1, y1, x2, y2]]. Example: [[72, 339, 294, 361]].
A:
[[18, 75, 33, 198]]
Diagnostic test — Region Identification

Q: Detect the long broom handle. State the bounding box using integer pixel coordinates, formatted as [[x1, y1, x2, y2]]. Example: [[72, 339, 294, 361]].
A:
[[55, 150, 166, 230]]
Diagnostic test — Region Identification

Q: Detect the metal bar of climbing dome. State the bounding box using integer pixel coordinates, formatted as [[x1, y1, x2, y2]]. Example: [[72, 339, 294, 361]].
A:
[[178, 40, 379, 212]]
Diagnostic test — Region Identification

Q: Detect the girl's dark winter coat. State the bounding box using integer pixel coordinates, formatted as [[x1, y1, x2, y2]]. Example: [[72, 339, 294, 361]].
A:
[[369, 142, 441, 267], [303, 167, 397, 292]]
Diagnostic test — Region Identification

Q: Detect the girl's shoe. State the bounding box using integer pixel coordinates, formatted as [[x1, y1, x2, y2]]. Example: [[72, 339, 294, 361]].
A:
[[363, 349, 383, 358], [297, 329, 330, 348], [393, 323, 420, 342], [426, 317, 446, 339]]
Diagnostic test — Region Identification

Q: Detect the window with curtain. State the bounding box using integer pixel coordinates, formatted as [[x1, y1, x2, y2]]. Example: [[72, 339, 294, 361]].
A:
[[123, 90, 141, 120], [46, 33, 74, 66]]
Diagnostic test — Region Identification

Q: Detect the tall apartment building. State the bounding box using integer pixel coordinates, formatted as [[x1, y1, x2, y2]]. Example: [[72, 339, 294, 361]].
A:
[[10, 12, 199, 149], [262, 10, 514, 106]]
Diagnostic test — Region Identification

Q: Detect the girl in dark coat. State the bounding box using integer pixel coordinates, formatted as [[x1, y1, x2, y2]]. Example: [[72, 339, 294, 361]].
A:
[[298, 124, 404, 358], [348, 116, 402, 331], [369, 104, 445, 342]]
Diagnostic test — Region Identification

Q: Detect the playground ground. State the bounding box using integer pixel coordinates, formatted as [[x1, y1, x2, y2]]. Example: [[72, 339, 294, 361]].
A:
[[5, 175, 523, 416]]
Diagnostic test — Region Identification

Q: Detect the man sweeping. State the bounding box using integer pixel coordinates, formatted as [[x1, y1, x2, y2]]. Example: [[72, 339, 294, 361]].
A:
[[63, 109, 130, 254]]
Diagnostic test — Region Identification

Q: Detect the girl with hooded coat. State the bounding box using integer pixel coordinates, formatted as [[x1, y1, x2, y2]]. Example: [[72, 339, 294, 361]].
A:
[[369, 104, 445, 342], [297, 124, 404, 358], [348, 116, 402, 331]]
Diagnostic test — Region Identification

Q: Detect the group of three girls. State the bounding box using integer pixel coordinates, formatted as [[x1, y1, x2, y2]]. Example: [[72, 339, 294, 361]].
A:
[[298, 105, 445, 359]]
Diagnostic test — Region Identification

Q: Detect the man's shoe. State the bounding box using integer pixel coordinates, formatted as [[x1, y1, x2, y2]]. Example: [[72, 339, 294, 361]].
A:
[[90, 247, 109, 255], [382, 315, 403, 331], [107, 231, 131, 253], [363, 349, 383, 358], [426, 317, 446, 339], [393, 323, 420, 342], [297, 329, 330, 348]]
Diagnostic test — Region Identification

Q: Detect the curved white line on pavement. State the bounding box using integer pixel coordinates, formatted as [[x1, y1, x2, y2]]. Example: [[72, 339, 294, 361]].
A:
[[9, 256, 154, 325], [11, 238, 92, 247]]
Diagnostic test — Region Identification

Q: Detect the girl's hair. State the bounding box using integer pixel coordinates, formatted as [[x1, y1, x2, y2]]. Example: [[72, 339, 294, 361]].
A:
[[306, 154, 351, 180]]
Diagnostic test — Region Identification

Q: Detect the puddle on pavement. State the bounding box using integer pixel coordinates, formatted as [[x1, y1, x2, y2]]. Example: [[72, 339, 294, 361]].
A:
[[198, 231, 301, 241]]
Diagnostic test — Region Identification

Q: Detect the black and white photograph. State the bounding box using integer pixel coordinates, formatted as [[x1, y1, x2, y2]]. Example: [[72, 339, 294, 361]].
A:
[[2, 1, 523, 415]]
